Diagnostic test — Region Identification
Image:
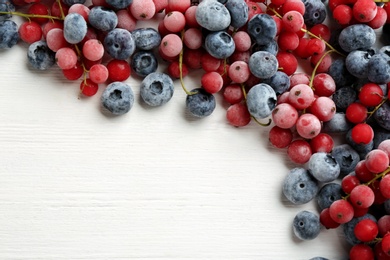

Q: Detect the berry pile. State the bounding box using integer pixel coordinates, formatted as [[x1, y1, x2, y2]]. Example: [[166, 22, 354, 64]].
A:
[[0, 0, 390, 258]]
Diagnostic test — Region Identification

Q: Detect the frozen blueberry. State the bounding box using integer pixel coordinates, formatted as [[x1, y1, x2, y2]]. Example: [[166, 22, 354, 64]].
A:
[[316, 183, 342, 211], [308, 152, 340, 183], [186, 88, 216, 117], [248, 51, 278, 79], [27, 41, 55, 70], [322, 112, 353, 134], [302, 0, 326, 27], [331, 144, 360, 175], [225, 0, 248, 29], [251, 40, 278, 56], [195, 0, 231, 31], [343, 214, 376, 245], [131, 51, 158, 77], [338, 24, 376, 53], [0, 0, 15, 21], [293, 210, 321, 240], [261, 71, 290, 95], [328, 59, 356, 89], [345, 49, 375, 79], [104, 28, 135, 60], [373, 126, 390, 148], [204, 31, 235, 59], [132, 28, 161, 50], [63, 13, 87, 44], [89, 6, 118, 32], [247, 14, 277, 46], [246, 83, 277, 119], [106, 0, 132, 9], [0, 20, 18, 49], [140, 72, 174, 107], [101, 82, 134, 115], [385, 200, 390, 214], [332, 86, 357, 112], [367, 53, 390, 84], [283, 168, 319, 205], [309, 257, 329, 260], [374, 100, 390, 130]]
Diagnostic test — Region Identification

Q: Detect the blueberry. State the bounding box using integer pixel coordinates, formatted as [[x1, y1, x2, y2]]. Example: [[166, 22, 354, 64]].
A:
[[247, 14, 277, 46], [283, 168, 319, 205], [343, 214, 376, 245], [0, 20, 18, 49], [316, 183, 342, 211], [27, 41, 55, 70], [106, 0, 132, 9], [385, 200, 390, 214], [308, 152, 340, 183], [345, 49, 375, 79], [332, 86, 357, 112], [225, 0, 248, 29], [186, 88, 216, 117], [374, 100, 390, 130], [101, 82, 134, 115], [346, 129, 374, 159], [328, 59, 356, 89], [331, 144, 360, 176], [293, 210, 321, 240], [89, 6, 118, 32], [131, 51, 158, 77], [63, 13, 87, 44], [382, 23, 390, 45], [62, 0, 85, 5], [104, 28, 135, 60], [261, 71, 290, 95], [309, 257, 329, 260], [204, 31, 235, 59], [140, 72, 174, 107], [0, 0, 15, 21], [248, 51, 278, 79], [195, 0, 231, 31], [373, 126, 390, 148], [302, 0, 327, 27], [338, 24, 376, 53], [246, 83, 277, 119], [367, 53, 390, 84], [132, 28, 161, 50], [251, 40, 278, 56], [322, 112, 353, 134]]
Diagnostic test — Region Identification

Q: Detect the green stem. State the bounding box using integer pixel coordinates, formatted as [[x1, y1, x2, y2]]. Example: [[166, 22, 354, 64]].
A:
[[0, 11, 63, 20], [366, 98, 388, 122], [178, 30, 194, 96], [309, 49, 334, 89]]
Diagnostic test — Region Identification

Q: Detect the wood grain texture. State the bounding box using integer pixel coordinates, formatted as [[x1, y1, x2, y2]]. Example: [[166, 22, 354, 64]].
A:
[[0, 22, 350, 260]]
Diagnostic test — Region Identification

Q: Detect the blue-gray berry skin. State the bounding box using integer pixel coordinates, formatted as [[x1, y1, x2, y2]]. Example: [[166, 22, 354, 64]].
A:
[[261, 71, 290, 95], [27, 41, 55, 70], [62, 0, 85, 6], [328, 59, 356, 89], [302, 0, 326, 27], [140, 72, 174, 107], [0, 20, 18, 49], [367, 53, 390, 84], [309, 257, 329, 260], [106, 0, 132, 9], [104, 28, 135, 60], [346, 129, 374, 159], [186, 88, 216, 117], [63, 13, 87, 44], [251, 40, 278, 56], [338, 24, 376, 52], [322, 112, 352, 134], [0, 0, 15, 21], [385, 200, 390, 214], [204, 31, 235, 59], [332, 86, 357, 112], [89, 6, 118, 32], [248, 51, 278, 79], [101, 82, 134, 115], [316, 183, 342, 211], [374, 126, 390, 148], [246, 83, 277, 119], [343, 214, 376, 245], [247, 14, 277, 46], [293, 210, 321, 240], [283, 168, 319, 205], [225, 0, 248, 29], [195, 0, 231, 31], [374, 100, 390, 130], [132, 28, 161, 50], [345, 49, 375, 79], [308, 152, 340, 183], [331, 144, 360, 176], [131, 51, 158, 77]]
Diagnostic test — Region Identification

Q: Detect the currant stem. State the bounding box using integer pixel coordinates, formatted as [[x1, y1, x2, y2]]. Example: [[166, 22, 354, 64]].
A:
[[309, 49, 334, 89], [56, 0, 66, 20], [179, 30, 194, 96], [366, 98, 388, 121], [0, 11, 63, 20]]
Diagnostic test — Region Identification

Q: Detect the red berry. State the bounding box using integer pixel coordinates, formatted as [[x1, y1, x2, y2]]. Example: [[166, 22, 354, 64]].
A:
[[80, 78, 98, 97], [354, 219, 378, 242], [351, 123, 374, 145]]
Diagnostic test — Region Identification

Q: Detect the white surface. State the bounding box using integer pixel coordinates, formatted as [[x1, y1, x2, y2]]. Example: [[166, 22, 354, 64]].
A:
[[0, 18, 350, 260]]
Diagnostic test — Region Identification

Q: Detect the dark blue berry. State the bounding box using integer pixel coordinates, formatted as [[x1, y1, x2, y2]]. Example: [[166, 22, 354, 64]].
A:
[[101, 82, 134, 115], [374, 126, 390, 148], [62, 0, 85, 6], [261, 71, 290, 95], [338, 24, 376, 53], [225, 0, 248, 29], [104, 28, 135, 60], [328, 59, 356, 89], [247, 14, 277, 46], [308, 152, 340, 183], [332, 86, 357, 112], [248, 51, 278, 79], [283, 168, 319, 205], [345, 49, 375, 79], [195, 0, 231, 31], [374, 100, 390, 131], [106, 0, 132, 9], [27, 41, 55, 70], [302, 0, 327, 27], [132, 28, 161, 51], [251, 40, 278, 56], [63, 13, 87, 44], [246, 83, 277, 119], [0, 19, 18, 49], [204, 31, 235, 59], [0, 0, 14, 20], [331, 144, 360, 176], [186, 88, 216, 117], [316, 183, 342, 211], [322, 112, 353, 134], [140, 72, 174, 107], [293, 210, 321, 240], [131, 51, 158, 77], [88, 6, 118, 32], [367, 53, 390, 84]]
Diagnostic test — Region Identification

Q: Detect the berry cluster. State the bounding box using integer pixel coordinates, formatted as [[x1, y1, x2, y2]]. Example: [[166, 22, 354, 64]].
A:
[[0, 0, 390, 258]]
